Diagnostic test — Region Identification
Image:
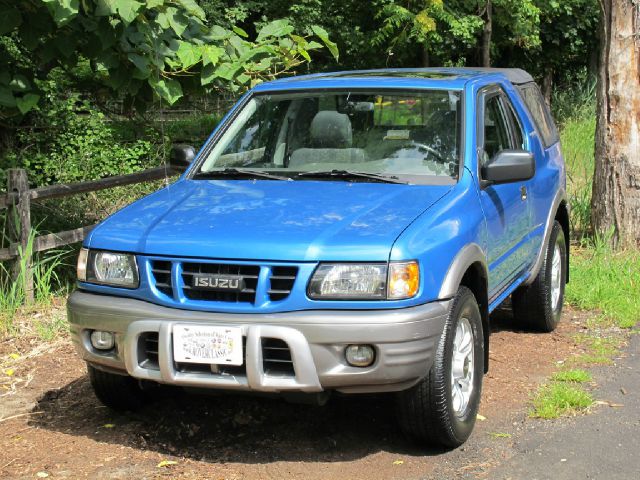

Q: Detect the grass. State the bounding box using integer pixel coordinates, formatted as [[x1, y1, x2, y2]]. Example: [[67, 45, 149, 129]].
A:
[[569, 334, 626, 366], [561, 114, 595, 239], [530, 382, 594, 419], [34, 310, 68, 341], [551, 369, 592, 383], [566, 244, 640, 328], [1, 229, 68, 334]]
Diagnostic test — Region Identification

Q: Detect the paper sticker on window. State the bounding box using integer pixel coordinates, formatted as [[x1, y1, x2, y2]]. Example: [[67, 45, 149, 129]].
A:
[[384, 130, 410, 141]]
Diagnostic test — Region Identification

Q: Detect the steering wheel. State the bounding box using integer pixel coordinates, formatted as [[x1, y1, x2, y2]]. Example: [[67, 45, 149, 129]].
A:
[[397, 141, 446, 163]]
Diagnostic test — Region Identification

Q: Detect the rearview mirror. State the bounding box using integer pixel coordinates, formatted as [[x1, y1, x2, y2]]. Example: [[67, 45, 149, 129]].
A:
[[481, 150, 535, 186], [170, 144, 196, 172]]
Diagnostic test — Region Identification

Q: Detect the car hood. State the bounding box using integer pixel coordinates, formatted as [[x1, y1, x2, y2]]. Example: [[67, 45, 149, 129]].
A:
[[88, 179, 452, 262]]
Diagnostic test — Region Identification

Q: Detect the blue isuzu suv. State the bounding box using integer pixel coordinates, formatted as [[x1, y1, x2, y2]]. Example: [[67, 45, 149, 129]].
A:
[[68, 68, 569, 448]]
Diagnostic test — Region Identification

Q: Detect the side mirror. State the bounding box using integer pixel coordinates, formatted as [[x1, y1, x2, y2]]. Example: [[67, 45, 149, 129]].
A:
[[481, 149, 535, 186], [170, 144, 196, 172]]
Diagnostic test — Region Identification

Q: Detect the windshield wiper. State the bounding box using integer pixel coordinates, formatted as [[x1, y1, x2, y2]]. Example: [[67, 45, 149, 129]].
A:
[[192, 168, 292, 181], [296, 169, 406, 184]]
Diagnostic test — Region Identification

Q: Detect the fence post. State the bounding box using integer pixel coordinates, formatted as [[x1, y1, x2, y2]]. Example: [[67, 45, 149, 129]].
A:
[[7, 169, 33, 303]]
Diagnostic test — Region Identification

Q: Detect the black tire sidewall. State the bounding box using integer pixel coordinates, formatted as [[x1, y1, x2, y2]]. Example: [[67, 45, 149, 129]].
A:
[[436, 288, 484, 443]]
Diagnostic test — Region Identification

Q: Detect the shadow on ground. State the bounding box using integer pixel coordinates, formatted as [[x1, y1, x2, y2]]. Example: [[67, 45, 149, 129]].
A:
[[29, 308, 527, 465], [30, 375, 449, 464]]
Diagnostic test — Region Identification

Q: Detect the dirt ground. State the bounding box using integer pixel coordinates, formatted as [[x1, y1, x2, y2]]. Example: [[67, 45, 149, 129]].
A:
[[0, 306, 593, 480]]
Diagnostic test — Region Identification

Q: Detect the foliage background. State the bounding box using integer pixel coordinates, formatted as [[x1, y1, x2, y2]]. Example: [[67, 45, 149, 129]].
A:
[[0, 0, 605, 308]]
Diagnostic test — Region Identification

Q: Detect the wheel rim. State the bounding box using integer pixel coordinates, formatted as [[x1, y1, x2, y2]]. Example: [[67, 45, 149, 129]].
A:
[[550, 243, 562, 311], [451, 317, 475, 417]]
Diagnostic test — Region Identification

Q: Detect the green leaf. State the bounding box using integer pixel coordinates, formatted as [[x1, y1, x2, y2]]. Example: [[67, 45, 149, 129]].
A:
[[305, 40, 323, 50], [202, 45, 224, 66], [209, 25, 230, 40], [214, 62, 241, 81], [251, 57, 273, 72], [311, 25, 339, 61], [200, 63, 217, 85], [42, 0, 80, 26], [114, 0, 143, 24], [176, 41, 201, 68], [166, 7, 188, 36], [9, 75, 30, 92], [256, 19, 294, 42], [0, 87, 16, 108], [232, 26, 248, 38], [95, 0, 117, 16], [16, 94, 41, 114], [147, 0, 164, 7], [0, 6, 22, 35], [150, 77, 183, 105], [298, 47, 311, 62], [127, 53, 150, 77], [176, 0, 206, 21], [236, 73, 250, 85]]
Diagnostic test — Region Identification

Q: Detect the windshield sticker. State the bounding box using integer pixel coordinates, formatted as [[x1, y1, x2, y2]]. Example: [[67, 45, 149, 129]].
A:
[[384, 130, 411, 141]]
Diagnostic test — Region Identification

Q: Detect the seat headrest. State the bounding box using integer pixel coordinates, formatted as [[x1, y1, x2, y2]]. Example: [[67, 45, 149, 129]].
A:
[[310, 111, 352, 148]]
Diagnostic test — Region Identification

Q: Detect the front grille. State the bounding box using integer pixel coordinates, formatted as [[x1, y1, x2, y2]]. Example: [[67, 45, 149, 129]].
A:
[[150, 261, 173, 297], [148, 259, 299, 305], [261, 338, 295, 377], [268, 266, 298, 301], [139, 332, 159, 370], [181, 263, 260, 303]]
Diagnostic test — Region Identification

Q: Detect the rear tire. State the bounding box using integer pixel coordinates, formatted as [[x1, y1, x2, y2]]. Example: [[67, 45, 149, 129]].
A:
[[512, 220, 567, 332], [88, 365, 148, 412], [395, 286, 484, 448]]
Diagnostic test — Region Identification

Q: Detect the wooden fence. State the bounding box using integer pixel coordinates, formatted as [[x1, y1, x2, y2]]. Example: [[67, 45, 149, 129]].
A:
[[0, 166, 177, 301]]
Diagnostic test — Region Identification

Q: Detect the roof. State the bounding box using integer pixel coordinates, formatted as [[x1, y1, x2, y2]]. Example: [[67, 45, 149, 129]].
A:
[[252, 67, 535, 93]]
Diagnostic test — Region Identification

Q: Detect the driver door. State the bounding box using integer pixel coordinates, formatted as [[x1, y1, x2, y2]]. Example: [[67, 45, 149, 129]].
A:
[[477, 86, 532, 300]]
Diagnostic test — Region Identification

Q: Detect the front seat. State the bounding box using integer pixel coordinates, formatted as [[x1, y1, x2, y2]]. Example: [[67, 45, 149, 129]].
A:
[[289, 111, 367, 168]]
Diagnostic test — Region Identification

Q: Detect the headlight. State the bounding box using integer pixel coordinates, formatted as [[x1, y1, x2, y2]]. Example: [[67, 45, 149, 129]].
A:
[[79, 249, 139, 288], [308, 261, 419, 300]]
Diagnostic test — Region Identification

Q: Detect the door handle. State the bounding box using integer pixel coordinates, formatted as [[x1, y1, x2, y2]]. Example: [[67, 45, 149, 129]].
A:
[[520, 185, 527, 201]]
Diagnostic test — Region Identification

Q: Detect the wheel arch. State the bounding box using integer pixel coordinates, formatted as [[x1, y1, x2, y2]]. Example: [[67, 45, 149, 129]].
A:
[[524, 188, 569, 286], [439, 244, 490, 373]]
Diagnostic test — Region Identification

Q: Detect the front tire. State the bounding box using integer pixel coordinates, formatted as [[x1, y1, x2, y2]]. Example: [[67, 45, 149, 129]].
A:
[[512, 220, 567, 332], [88, 365, 148, 412], [395, 286, 484, 448]]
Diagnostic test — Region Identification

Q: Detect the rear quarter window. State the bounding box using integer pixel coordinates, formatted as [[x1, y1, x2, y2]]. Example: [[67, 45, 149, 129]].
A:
[[517, 84, 559, 148]]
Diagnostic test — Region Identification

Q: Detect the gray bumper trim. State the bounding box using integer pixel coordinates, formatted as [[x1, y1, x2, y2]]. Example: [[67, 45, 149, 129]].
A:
[[68, 291, 449, 394]]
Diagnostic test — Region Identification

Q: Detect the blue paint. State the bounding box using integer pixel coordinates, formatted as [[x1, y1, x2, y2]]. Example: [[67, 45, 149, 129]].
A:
[[81, 68, 565, 314]]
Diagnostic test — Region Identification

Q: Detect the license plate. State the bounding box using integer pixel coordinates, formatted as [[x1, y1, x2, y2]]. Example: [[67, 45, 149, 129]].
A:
[[173, 324, 243, 365]]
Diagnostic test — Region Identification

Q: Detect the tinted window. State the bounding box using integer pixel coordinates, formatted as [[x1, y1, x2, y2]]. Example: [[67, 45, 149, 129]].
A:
[[482, 95, 511, 165], [502, 96, 525, 150], [518, 84, 559, 147]]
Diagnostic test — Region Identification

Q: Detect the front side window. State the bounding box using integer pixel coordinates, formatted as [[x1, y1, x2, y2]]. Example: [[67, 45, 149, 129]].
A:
[[482, 95, 511, 166], [196, 90, 462, 182]]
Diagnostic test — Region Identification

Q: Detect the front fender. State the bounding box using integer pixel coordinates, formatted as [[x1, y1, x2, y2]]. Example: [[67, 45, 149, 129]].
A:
[[390, 171, 487, 304]]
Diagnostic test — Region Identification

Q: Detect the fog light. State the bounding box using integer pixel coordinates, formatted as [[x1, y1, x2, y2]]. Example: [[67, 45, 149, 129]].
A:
[[90, 331, 114, 350], [345, 344, 375, 367]]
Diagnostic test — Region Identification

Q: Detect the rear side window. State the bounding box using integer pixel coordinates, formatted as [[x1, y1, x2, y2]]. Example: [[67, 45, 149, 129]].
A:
[[517, 84, 559, 147]]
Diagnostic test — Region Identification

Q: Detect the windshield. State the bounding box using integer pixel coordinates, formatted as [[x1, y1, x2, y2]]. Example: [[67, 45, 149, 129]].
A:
[[196, 90, 462, 182]]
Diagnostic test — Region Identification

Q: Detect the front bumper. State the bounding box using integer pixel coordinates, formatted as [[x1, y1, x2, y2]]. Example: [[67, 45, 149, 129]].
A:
[[67, 291, 449, 394]]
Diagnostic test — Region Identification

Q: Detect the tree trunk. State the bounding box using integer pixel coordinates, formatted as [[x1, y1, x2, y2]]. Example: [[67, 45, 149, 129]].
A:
[[421, 44, 430, 67], [592, 0, 640, 246], [481, 0, 492, 67]]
